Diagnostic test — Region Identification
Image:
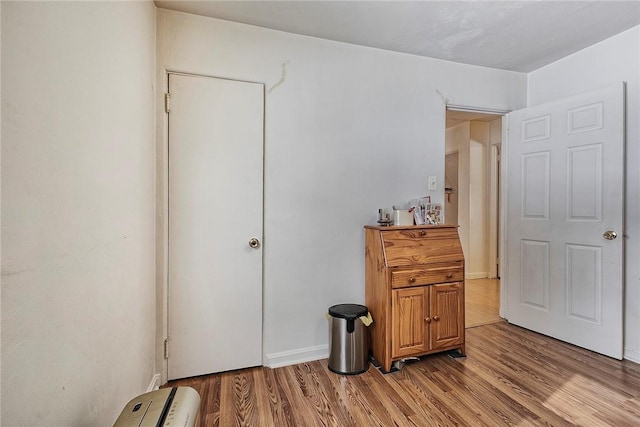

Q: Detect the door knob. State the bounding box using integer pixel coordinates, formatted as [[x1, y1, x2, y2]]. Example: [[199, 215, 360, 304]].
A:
[[603, 230, 618, 240], [248, 238, 261, 249]]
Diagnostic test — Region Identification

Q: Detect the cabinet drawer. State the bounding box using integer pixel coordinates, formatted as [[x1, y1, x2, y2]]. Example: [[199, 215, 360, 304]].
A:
[[382, 228, 463, 267], [391, 263, 464, 288], [383, 228, 458, 241]]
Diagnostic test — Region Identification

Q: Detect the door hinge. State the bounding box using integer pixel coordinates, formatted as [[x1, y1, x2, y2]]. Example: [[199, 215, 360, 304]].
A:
[[164, 338, 169, 359], [164, 93, 170, 114], [496, 257, 500, 265]]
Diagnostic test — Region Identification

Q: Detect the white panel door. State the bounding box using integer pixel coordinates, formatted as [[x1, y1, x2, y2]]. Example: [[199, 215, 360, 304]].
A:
[[505, 83, 624, 359], [168, 74, 264, 379]]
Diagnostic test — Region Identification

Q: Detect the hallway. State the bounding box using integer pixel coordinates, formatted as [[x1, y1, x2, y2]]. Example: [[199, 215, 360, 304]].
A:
[[465, 278, 502, 328]]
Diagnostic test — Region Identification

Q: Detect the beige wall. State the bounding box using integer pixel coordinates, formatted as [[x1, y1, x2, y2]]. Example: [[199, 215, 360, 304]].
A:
[[446, 120, 502, 279], [1, 2, 157, 425], [468, 122, 489, 278], [444, 152, 459, 225], [445, 123, 471, 273]]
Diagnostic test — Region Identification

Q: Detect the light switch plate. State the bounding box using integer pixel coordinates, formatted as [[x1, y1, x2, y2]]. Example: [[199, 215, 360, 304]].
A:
[[428, 176, 437, 190]]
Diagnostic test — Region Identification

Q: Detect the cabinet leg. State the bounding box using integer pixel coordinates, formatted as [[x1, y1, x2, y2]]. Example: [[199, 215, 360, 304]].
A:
[[378, 362, 400, 374], [370, 356, 399, 374], [447, 345, 466, 359]]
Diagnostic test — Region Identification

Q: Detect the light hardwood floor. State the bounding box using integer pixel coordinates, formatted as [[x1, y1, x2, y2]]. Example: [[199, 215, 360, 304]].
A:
[[465, 278, 502, 328], [168, 322, 640, 426]]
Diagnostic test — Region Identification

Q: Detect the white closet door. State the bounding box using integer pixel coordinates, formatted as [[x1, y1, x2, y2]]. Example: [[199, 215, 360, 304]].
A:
[[168, 74, 264, 379]]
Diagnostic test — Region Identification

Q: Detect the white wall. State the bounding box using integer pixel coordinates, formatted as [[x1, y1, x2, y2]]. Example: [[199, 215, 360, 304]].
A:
[[156, 10, 526, 371], [1, 2, 157, 425], [527, 26, 640, 362]]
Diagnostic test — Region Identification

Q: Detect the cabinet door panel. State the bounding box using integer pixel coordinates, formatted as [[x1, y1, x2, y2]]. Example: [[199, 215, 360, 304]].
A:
[[392, 287, 429, 357], [430, 282, 465, 350]]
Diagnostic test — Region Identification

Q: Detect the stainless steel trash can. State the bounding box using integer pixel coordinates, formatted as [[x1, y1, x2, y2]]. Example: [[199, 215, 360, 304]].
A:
[[327, 304, 370, 375]]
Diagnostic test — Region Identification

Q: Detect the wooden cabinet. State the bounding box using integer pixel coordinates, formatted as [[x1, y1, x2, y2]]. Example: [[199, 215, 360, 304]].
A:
[[365, 225, 465, 372]]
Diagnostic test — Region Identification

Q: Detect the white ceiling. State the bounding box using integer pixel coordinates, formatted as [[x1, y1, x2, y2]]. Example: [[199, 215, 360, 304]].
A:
[[154, 0, 640, 73]]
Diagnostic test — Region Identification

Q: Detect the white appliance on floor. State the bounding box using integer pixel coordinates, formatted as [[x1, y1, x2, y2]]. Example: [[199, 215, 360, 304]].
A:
[[113, 386, 200, 427]]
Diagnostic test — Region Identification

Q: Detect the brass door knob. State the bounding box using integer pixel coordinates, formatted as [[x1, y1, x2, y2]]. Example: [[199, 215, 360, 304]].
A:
[[603, 230, 618, 240], [432, 315, 440, 321], [425, 317, 432, 323], [248, 238, 261, 249]]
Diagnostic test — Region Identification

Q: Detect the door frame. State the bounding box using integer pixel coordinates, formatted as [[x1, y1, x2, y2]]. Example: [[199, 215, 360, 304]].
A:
[[500, 115, 509, 318], [156, 70, 266, 384], [445, 104, 509, 311], [488, 144, 500, 279]]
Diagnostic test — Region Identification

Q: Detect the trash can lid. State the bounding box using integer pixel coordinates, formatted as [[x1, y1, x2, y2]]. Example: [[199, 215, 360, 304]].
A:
[[328, 304, 368, 320]]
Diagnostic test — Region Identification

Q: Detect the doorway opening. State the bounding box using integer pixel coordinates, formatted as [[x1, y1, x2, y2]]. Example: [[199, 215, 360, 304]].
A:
[[445, 107, 503, 328]]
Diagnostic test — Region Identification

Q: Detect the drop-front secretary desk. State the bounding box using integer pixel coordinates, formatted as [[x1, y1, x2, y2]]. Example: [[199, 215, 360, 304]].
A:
[[364, 224, 465, 372]]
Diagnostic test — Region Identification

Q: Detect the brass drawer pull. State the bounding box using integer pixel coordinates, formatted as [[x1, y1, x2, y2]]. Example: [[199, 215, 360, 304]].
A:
[[409, 277, 416, 283], [446, 272, 453, 279]]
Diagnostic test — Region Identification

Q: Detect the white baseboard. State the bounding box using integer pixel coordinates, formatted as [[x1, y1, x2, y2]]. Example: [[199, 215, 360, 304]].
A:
[[624, 346, 640, 364], [264, 345, 328, 369], [466, 272, 489, 280], [147, 373, 161, 392]]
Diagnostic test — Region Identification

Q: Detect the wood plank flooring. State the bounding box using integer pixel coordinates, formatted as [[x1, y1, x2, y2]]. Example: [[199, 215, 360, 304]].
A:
[[465, 278, 502, 328], [167, 322, 640, 426]]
